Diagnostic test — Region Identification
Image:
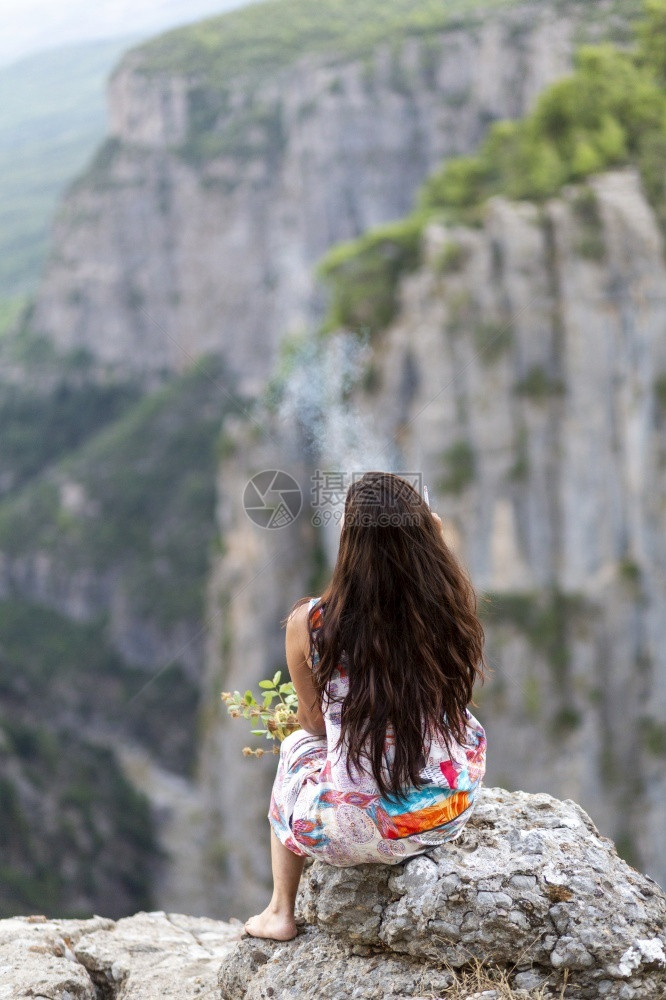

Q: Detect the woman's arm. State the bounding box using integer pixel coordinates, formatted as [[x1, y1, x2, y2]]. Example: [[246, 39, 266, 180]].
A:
[[285, 602, 326, 737]]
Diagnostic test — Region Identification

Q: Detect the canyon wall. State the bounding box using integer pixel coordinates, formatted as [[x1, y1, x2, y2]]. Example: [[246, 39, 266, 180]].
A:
[[29, 1, 626, 392]]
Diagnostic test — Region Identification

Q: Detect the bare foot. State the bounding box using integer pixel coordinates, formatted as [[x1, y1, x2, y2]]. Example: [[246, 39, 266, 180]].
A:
[[244, 906, 298, 941]]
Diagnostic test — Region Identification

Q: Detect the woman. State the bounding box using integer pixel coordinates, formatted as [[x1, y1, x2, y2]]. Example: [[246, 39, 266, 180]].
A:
[[244, 471, 488, 941]]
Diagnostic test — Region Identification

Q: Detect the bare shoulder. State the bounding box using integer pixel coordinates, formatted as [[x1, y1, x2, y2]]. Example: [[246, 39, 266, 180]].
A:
[[285, 600, 313, 666], [286, 599, 311, 628], [286, 600, 313, 647]]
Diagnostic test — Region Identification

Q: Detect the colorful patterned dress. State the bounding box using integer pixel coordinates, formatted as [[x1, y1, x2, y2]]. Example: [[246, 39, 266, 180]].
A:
[[268, 598, 487, 865]]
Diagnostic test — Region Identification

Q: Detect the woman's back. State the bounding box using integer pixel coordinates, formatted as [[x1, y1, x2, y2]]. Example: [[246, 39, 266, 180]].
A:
[[268, 596, 487, 865]]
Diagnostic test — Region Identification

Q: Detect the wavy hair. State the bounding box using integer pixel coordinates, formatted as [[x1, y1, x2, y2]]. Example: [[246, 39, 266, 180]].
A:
[[287, 471, 488, 798]]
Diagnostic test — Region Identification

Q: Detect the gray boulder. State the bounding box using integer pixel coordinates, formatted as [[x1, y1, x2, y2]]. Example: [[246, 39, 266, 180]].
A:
[[219, 787, 666, 1000]]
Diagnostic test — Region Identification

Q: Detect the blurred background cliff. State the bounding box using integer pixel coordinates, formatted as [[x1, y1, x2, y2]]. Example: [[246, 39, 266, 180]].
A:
[[1, 0, 665, 921]]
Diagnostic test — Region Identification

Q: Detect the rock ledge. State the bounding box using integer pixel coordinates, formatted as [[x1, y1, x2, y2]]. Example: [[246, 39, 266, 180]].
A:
[[0, 909, 242, 998], [220, 787, 666, 1000]]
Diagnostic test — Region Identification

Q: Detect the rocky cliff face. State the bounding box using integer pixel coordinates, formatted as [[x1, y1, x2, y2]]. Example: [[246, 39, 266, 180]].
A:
[[198, 166, 666, 916], [30, 0, 628, 392]]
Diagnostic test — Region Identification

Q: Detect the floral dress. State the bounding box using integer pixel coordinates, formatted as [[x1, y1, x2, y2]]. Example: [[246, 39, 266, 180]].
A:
[[268, 598, 487, 865]]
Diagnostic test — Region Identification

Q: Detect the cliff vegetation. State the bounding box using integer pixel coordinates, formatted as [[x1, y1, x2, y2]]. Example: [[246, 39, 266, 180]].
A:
[[317, 0, 666, 336]]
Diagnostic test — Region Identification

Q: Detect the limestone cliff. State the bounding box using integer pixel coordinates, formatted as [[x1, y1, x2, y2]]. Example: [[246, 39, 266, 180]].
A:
[[29, 0, 634, 391]]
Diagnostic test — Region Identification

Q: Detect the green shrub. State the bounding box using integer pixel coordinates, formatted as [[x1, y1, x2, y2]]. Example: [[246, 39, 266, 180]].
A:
[[642, 718, 666, 755], [420, 155, 490, 221], [420, 38, 665, 213], [571, 185, 606, 259], [473, 320, 514, 363], [523, 674, 541, 719], [654, 373, 666, 412], [618, 558, 644, 600], [514, 365, 565, 401], [507, 453, 529, 482], [434, 240, 470, 275], [637, 129, 666, 231], [361, 361, 382, 393], [635, 0, 666, 83], [479, 587, 592, 680], [179, 99, 287, 166], [437, 440, 475, 494], [317, 213, 428, 337], [507, 425, 529, 481], [131, 0, 519, 88], [618, 558, 642, 584], [443, 289, 474, 339], [422, 5, 666, 212], [551, 705, 583, 735]]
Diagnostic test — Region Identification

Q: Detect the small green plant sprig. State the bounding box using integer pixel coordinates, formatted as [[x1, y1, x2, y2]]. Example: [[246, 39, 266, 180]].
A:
[[221, 670, 300, 756]]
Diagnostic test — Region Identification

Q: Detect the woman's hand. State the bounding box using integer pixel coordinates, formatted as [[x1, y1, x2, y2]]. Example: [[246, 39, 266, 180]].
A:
[[431, 510, 443, 533]]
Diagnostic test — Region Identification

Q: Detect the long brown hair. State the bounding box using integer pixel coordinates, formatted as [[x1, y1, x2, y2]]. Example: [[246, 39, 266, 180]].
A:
[[287, 471, 488, 798]]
